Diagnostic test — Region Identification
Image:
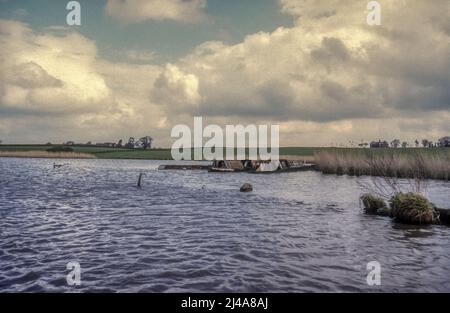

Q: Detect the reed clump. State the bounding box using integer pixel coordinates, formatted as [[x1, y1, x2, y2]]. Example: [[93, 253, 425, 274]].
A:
[[390, 193, 436, 225], [360, 194, 389, 215], [314, 149, 450, 180]]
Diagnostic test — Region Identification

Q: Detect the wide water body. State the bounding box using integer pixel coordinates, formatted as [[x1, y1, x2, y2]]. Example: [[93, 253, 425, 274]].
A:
[[0, 158, 449, 292]]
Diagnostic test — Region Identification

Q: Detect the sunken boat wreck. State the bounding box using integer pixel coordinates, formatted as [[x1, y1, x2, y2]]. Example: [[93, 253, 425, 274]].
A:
[[158, 160, 316, 174], [211, 160, 316, 173]]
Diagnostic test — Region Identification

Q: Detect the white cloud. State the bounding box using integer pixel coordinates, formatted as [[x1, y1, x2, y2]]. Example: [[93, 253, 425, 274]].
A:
[[158, 0, 450, 122], [0, 19, 167, 144], [145, 0, 449, 145], [5, 62, 63, 89], [123, 49, 157, 62], [105, 0, 207, 23], [152, 64, 201, 110], [0, 20, 111, 115], [1, 0, 449, 146]]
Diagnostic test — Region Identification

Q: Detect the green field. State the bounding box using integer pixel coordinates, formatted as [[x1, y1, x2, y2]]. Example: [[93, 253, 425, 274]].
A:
[[0, 145, 124, 153], [0, 145, 172, 159], [0, 145, 448, 160]]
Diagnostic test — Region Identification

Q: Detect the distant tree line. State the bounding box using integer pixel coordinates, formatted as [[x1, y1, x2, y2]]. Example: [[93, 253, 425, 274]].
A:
[[62, 136, 154, 149], [122, 136, 153, 149], [357, 136, 450, 149]]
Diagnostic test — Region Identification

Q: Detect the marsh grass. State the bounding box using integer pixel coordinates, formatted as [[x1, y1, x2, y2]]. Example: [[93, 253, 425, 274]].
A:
[[0, 151, 95, 159], [390, 192, 436, 224], [360, 193, 388, 214], [314, 149, 450, 181], [279, 155, 315, 162]]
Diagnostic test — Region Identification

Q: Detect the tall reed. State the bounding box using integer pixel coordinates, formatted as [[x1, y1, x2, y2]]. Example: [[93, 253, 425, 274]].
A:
[[314, 149, 450, 181]]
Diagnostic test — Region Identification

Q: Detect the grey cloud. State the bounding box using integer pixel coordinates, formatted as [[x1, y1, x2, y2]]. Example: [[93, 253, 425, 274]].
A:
[[194, 76, 388, 123], [311, 37, 349, 65], [321, 80, 346, 102], [105, 0, 207, 23], [312, 10, 337, 20], [152, 65, 200, 109], [197, 80, 298, 119], [8, 62, 63, 89]]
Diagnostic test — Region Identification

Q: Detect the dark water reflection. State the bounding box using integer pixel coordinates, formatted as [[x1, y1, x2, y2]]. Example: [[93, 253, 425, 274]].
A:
[[0, 158, 449, 292]]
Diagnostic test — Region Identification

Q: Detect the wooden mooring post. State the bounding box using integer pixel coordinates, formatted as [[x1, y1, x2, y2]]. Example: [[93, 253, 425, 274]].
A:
[[137, 173, 143, 188]]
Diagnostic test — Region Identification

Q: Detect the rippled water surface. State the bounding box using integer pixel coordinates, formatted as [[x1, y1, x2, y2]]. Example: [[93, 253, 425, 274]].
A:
[[1, 158, 449, 292]]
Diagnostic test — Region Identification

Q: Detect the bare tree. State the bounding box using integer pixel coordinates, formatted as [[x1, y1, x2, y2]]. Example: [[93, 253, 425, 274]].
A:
[[357, 154, 429, 200]]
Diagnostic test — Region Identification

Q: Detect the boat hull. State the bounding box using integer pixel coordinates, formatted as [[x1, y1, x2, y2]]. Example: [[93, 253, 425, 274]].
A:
[[249, 164, 316, 174]]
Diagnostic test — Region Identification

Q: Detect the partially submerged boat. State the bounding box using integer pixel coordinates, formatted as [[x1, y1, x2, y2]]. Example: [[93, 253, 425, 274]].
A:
[[251, 160, 316, 174], [210, 159, 315, 174], [209, 160, 247, 173], [158, 164, 211, 171], [158, 160, 315, 173]]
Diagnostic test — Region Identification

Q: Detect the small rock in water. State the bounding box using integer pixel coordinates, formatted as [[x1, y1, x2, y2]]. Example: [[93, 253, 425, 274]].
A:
[[240, 183, 253, 193]]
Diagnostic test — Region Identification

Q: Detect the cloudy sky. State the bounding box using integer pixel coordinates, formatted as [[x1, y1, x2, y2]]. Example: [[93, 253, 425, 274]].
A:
[[0, 0, 449, 147]]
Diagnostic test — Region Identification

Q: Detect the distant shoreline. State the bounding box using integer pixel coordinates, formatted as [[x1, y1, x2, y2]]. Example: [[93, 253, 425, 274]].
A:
[[0, 145, 319, 161], [0, 151, 95, 159], [1, 146, 449, 180], [0, 152, 311, 162]]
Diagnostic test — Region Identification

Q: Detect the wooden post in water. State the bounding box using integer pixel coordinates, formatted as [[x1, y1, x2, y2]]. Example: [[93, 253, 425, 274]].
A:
[[137, 173, 143, 188]]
